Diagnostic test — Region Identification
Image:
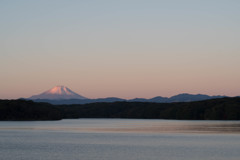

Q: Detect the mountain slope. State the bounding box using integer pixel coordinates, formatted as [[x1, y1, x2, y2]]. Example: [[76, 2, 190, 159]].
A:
[[29, 86, 87, 100]]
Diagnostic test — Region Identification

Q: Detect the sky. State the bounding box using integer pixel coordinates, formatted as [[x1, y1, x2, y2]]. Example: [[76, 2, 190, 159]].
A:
[[1, 0, 240, 99]]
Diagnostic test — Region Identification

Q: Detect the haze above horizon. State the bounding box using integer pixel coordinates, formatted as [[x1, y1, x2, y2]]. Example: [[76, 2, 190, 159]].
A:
[[1, 0, 240, 99]]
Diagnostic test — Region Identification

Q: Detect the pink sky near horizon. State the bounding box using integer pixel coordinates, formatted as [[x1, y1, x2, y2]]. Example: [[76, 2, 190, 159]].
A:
[[1, 0, 240, 99]]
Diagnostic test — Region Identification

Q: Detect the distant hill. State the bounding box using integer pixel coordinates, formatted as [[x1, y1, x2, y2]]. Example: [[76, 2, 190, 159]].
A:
[[30, 97, 126, 105], [1, 97, 240, 120], [29, 93, 225, 105]]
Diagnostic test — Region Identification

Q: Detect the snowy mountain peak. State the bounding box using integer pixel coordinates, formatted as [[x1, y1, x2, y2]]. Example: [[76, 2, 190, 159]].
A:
[[46, 86, 74, 95], [29, 86, 87, 100]]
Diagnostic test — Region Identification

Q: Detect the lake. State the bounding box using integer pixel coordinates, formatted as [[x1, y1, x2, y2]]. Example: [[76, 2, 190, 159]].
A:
[[0, 119, 240, 160]]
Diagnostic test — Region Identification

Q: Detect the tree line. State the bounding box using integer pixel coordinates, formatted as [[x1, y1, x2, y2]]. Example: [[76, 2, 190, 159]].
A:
[[0, 97, 240, 120]]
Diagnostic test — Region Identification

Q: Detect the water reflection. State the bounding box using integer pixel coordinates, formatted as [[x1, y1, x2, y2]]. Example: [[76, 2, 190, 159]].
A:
[[1, 119, 240, 134], [87, 121, 240, 134]]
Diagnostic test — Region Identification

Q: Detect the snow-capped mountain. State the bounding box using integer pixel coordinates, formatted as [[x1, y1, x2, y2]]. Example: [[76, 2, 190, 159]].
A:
[[29, 86, 87, 100]]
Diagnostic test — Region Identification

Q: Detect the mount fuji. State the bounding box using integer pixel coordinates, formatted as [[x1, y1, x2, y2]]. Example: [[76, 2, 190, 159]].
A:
[[29, 86, 87, 100]]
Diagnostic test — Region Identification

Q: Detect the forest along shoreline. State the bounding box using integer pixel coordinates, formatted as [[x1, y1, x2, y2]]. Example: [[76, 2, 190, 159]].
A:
[[0, 97, 240, 121]]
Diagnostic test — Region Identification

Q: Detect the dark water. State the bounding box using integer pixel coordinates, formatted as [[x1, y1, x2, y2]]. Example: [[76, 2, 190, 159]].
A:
[[0, 119, 240, 160]]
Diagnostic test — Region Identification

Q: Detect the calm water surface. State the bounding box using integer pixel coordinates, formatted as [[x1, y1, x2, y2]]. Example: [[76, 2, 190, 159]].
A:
[[0, 119, 240, 160]]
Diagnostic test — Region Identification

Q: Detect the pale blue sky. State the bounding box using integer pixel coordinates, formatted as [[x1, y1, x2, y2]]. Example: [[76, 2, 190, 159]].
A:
[[1, 0, 240, 99]]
